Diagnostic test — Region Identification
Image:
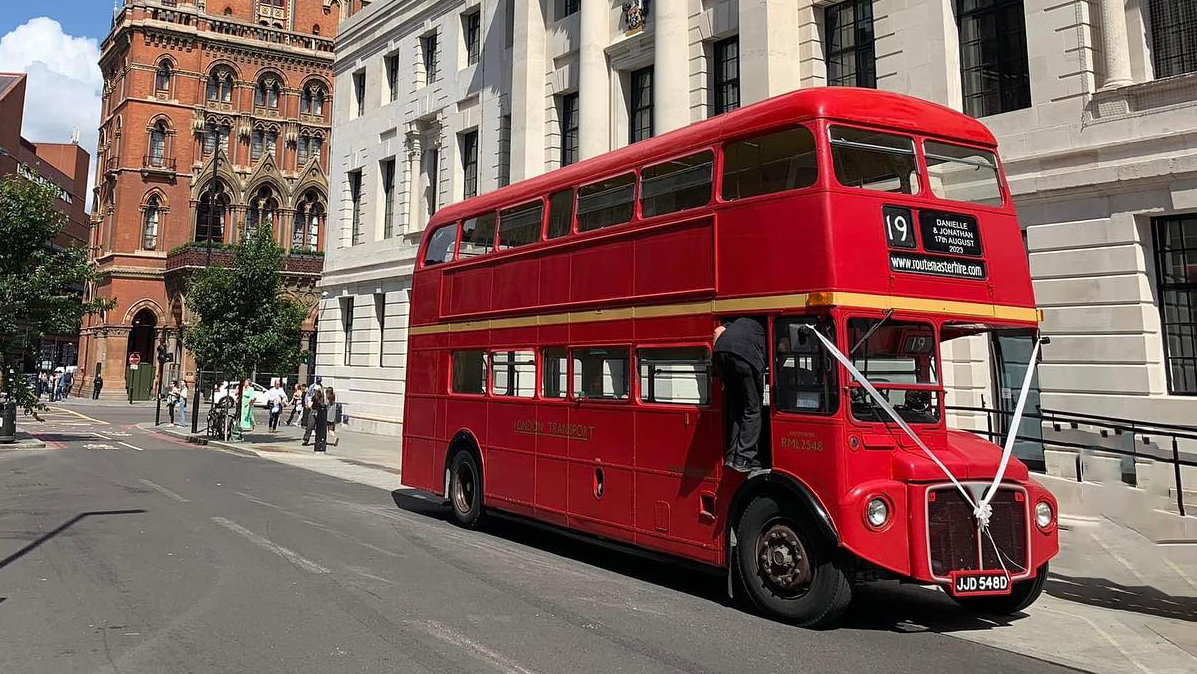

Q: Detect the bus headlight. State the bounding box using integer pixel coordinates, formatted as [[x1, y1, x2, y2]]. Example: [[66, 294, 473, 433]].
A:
[[1035, 501, 1054, 530], [866, 498, 890, 529]]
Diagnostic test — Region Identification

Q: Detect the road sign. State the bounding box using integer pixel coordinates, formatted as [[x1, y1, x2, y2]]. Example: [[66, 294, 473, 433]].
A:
[[128, 352, 141, 366]]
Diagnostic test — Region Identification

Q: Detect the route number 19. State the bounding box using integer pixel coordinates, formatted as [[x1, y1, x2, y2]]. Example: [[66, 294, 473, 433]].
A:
[[883, 206, 916, 249]]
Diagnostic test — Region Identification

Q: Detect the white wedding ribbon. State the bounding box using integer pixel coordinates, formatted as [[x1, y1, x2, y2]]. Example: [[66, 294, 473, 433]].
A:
[[974, 337, 1042, 528]]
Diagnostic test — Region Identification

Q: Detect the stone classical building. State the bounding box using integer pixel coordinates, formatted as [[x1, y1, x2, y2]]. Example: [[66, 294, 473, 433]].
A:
[[319, 0, 1197, 443], [78, 0, 369, 400]]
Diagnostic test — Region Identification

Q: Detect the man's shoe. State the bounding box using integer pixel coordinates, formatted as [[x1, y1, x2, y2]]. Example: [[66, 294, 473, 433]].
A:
[[725, 460, 751, 474]]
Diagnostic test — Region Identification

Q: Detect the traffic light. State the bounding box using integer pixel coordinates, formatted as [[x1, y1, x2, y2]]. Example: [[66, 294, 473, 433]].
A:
[[157, 343, 173, 364]]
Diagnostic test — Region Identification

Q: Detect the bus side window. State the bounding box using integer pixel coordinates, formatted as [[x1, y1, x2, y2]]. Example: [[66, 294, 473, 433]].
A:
[[640, 150, 714, 217], [722, 127, 818, 201], [451, 350, 487, 395], [576, 173, 636, 232], [423, 224, 457, 266], [460, 212, 497, 258], [638, 347, 710, 405], [773, 318, 838, 414], [546, 189, 574, 239], [498, 201, 544, 250], [542, 347, 567, 398], [491, 350, 535, 397], [571, 347, 629, 400]]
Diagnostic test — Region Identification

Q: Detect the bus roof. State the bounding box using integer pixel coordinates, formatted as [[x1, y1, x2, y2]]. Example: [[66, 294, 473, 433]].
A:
[[428, 87, 996, 229]]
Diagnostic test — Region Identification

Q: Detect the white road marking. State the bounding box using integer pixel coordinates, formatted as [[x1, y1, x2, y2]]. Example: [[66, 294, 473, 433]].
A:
[[410, 619, 542, 674], [1164, 558, 1197, 592], [210, 517, 329, 574], [117, 441, 144, 452], [83, 443, 115, 450], [139, 478, 189, 503]]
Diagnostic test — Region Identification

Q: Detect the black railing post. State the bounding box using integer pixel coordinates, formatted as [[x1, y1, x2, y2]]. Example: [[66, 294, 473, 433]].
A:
[[1173, 436, 1186, 517]]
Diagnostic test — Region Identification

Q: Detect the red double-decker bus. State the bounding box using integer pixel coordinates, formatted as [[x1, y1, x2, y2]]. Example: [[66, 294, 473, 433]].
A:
[[401, 88, 1058, 626]]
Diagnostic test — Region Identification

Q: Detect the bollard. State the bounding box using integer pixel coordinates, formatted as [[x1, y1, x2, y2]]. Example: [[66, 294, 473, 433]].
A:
[[0, 401, 16, 444]]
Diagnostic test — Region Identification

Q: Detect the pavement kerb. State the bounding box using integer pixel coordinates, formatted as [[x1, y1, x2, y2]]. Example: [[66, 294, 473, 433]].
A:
[[142, 423, 397, 472]]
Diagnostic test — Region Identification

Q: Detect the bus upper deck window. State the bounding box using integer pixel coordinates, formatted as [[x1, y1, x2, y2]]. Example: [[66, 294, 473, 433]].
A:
[[460, 212, 496, 258], [576, 173, 636, 232], [641, 150, 713, 217], [722, 127, 817, 201], [423, 224, 457, 266], [830, 126, 920, 195], [924, 140, 1003, 206], [547, 189, 574, 239], [498, 200, 544, 250]]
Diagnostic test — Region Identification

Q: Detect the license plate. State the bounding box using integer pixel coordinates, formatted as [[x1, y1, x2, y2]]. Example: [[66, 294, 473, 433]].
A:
[[948, 570, 1011, 597]]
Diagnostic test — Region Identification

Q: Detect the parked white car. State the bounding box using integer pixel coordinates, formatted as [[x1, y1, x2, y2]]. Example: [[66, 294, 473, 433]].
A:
[[212, 382, 270, 408]]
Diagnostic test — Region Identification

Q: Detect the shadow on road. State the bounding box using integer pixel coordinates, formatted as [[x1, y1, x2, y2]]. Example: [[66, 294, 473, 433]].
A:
[[1045, 572, 1197, 622], [0, 509, 147, 572]]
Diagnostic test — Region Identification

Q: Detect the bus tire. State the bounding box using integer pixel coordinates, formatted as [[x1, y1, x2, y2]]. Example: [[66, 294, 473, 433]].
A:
[[736, 494, 852, 628], [954, 562, 1048, 615], [448, 449, 483, 529]]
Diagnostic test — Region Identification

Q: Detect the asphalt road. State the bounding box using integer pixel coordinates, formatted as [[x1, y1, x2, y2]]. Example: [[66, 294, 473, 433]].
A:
[[0, 404, 1083, 674]]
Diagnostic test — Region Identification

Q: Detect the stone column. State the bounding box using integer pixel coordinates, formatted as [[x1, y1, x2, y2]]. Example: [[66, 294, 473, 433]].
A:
[[578, 0, 610, 159], [738, 0, 800, 105], [653, 0, 690, 134], [1098, 0, 1133, 89], [511, 0, 547, 181]]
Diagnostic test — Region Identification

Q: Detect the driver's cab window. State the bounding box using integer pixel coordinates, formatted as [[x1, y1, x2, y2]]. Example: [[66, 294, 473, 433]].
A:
[[847, 318, 940, 423], [774, 317, 838, 414]]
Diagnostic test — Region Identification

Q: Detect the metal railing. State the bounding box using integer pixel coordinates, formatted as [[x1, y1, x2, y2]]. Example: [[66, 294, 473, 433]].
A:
[[948, 404, 1197, 517]]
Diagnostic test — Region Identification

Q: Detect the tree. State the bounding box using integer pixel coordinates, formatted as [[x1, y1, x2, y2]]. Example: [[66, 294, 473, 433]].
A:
[[0, 176, 112, 419], [181, 225, 306, 423]]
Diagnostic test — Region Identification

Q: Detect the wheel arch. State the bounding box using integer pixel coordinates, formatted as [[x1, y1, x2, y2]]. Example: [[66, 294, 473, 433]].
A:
[[442, 428, 484, 496], [728, 471, 839, 549]]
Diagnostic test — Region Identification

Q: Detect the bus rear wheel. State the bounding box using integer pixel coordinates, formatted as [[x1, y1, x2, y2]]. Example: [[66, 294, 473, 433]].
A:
[[736, 494, 852, 628], [448, 450, 483, 528], [954, 562, 1048, 615]]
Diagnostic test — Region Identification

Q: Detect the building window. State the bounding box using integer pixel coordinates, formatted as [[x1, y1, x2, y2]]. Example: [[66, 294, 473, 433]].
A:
[[245, 184, 279, 238], [353, 71, 365, 117], [203, 121, 231, 157], [195, 182, 228, 243], [560, 92, 579, 166], [1154, 214, 1197, 394], [386, 53, 400, 102], [251, 129, 277, 162], [206, 68, 233, 103], [255, 75, 281, 109], [148, 121, 167, 167], [1149, 0, 1197, 79], [498, 114, 512, 187], [630, 67, 654, 144], [558, 0, 580, 19], [460, 130, 479, 199], [956, 0, 1031, 118], [422, 32, 439, 82], [422, 147, 439, 221], [350, 170, 364, 245], [712, 37, 740, 115], [298, 135, 323, 166], [464, 10, 481, 66], [382, 158, 396, 239], [294, 189, 325, 250], [143, 196, 161, 250], [155, 61, 172, 92], [825, 0, 875, 88], [301, 83, 325, 115], [343, 297, 355, 366]]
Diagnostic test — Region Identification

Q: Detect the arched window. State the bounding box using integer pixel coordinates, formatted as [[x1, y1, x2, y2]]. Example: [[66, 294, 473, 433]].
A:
[[155, 61, 172, 92], [312, 24, 321, 35], [143, 195, 161, 250], [223, 7, 233, 16], [251, 127, 278, 163], [297, 133, 324, 166], [202, 119, 232, 157], [148, 121, 168, 167], [195, 182, 230, 243], [300, 83, 326, 115], [206, 67, 234, 103], [293, 189, 325, 250], [245, 184, 280, 238], [255, 75, 281, 109]]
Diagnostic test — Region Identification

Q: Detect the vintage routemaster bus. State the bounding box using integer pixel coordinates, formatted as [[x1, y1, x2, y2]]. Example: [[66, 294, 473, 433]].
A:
[[400, 87, 1058, 626]]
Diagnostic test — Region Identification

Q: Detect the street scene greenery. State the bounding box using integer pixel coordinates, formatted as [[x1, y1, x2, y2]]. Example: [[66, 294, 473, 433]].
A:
[[0, 176, 111, 420]]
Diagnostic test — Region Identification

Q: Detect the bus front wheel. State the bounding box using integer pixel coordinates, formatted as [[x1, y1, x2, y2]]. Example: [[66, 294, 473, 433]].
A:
[[736, 494, 852, 628], [448, 450, 483, 528]]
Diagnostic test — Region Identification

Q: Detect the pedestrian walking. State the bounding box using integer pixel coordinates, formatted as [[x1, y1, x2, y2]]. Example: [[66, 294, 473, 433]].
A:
[[238, 378, 256, 433], [177, 379, 189, 427], [266, 380, 286, 432], [92, 372, 103, 399], [166, 380, 179, 424], [286, 383, 305, 426], [325, 387, 339, 447], [62, 371, 73, 399], [302, 384, 325, 449], [39, 371, 49, 400]]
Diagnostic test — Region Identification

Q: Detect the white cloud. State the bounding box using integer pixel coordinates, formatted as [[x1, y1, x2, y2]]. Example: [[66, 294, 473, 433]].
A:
[[0, 18, 102, 210]]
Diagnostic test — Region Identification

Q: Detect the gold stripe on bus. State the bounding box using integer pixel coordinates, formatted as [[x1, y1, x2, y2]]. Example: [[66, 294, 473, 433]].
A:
[[405, 291, 1039, 337]]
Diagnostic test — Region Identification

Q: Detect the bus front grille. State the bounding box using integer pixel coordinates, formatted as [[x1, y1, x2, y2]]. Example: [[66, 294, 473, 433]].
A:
[[927, 487, 1028, 578]]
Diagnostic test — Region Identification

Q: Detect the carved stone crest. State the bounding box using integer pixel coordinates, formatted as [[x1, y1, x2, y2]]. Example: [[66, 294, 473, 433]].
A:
[[622, 0, 647, 34]]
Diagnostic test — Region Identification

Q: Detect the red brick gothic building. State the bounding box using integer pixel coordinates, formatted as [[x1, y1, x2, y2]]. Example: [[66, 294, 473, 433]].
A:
[[79, 0, 360, 399]]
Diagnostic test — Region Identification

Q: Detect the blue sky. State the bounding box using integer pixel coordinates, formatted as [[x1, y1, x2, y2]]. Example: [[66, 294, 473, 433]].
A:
[[0, 0, 114, 43]]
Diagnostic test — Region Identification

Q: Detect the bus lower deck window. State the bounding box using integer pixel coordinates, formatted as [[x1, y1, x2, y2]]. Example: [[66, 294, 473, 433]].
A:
[[722, 127, 818, 200], [491, 350, 535, 397], [451, 350, 486, 394], [638, 347, 710, 405], [830, 126, 920, 194], [640, 151, 713, 217], [774, 317, 838, 414], [846, 318, 940, 424], [542, 347, 567, 398], [572, 348, 629, 400], [576, 173, 636, 232]]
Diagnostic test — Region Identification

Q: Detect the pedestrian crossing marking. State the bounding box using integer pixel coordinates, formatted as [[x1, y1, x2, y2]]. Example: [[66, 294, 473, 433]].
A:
[[46, 406, 109, 425]]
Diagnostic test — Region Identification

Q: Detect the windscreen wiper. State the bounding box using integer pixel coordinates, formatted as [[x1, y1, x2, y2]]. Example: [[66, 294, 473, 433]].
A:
[[849, 309, 894, 356]]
